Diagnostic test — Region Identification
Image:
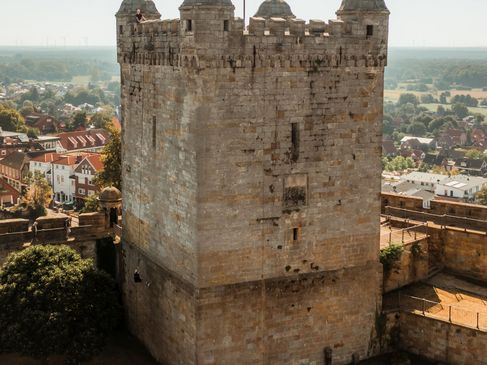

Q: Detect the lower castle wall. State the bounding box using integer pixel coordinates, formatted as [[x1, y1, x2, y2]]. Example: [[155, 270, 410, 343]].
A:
[[443, 228, 487, 281], [122, 243, 197, 365], [123, 242, 382, 365], [383, 238, 429, 293], [399, 312, 487, 365], [197, 262, 382, 365]]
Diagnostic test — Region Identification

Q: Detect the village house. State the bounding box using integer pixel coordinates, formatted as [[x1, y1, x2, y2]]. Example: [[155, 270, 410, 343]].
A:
[[51, 154, 85, 204], [454, 158, 487, 176], [0, 177, 20, 207], [435, 175, 487, 200], [400, 136, 436, 151], [400, 172, 447, 192], [29, 152, 64, 183], [56, 129, 110, 153], [0, 151, 30, 192], [73, 154, 103, 206], [25, 114, 60, 134]]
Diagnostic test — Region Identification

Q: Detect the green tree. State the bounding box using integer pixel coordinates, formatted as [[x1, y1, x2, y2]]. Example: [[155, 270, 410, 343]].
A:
[[0, 245, 121, 364], [95, 127, 121, 190], [397, 93, 419, 106], [23, 172, 52, 218], [451, 103, 469, 119], [90, 112, 112, 130], [0, 104, 25, 132], [408, 122, 427, 137], [476, 186, 487, 205], [68, 111, 88, 131], [465, 149, 483, 160], [80, 194, 100, 213]]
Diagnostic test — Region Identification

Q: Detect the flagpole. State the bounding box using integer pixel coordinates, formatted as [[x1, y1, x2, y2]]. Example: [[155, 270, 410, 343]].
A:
[[243, 0, 246, 26]]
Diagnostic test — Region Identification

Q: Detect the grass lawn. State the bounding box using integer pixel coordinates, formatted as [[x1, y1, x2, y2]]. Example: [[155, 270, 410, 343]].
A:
[[422, 103, 487, 116]]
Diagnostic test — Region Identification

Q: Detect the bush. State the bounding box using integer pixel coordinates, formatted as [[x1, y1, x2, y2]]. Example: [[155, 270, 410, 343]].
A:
[[380, 244, 404, 272], [0, 245, 121, 364]]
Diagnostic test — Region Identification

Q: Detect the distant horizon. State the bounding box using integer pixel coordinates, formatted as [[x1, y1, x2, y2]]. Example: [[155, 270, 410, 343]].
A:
[[1, 1, 487, 48]]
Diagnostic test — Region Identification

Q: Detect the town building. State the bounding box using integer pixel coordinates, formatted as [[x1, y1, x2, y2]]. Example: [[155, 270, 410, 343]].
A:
[[117, 0, 389, 364], [0, 151, 30, 192], [435, 175, 487, 200], [400, 136, 436, 150], [0, 177, 20, 207], [56, 129, 110, 153], [400, 171, 446, 192], [73, 154, 103, 205], [25, 114, 60, 134]]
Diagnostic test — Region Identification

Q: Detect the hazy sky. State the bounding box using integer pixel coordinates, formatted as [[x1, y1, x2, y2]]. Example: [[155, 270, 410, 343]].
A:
[[1, 0, 487, 47]]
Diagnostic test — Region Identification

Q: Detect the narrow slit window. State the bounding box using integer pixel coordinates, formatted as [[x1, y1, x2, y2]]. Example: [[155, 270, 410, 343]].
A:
[[224, 20, 229, 32], [366, 25, 374, 37], [152, 116, 157, 149], [291, 123, 299, 162], [186, 20, 193, 32], [119, 25, 124, 35], [293, 228, 299, 242]]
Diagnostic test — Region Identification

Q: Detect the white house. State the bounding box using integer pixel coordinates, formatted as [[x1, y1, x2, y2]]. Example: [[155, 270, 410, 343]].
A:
[[29, 153, 63, 180], [51, 155, 84, 204], [400, 172, 446, 192], [435, 176, 487, 200]]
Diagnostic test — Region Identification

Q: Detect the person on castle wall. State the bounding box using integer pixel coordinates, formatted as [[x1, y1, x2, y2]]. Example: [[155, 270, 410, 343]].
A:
[[135, 9, 147, 23]]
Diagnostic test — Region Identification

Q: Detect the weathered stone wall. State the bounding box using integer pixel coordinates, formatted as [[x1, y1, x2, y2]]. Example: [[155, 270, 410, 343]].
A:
[[118, 3, 388, 364], [399, 312, 487, 365], [383, 238, 429, 293], [444, 228, 487, 281], [0, 212, 107, 264], [122, 244, 197, 365], [196, 263, 382, 365], [387, 216, 487, 283]]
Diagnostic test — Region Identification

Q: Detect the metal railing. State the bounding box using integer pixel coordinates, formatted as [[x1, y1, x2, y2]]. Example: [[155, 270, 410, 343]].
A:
[[384, 206, 487, 232], [387, 292, 487, 332], [380, 222, 429, 247]]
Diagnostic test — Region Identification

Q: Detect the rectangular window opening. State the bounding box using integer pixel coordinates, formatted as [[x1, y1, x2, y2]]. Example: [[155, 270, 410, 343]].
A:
[[291, 123, 299, 162], [119, 25, 124, 35], [224, 20, 229, 32], [186, 20, 193, 32], [152, 116, 157, 149], [366, 25, 374, 37], [293, 228, 299, 242]]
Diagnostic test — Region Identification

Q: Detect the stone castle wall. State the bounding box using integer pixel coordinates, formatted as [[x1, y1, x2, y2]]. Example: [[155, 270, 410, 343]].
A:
[[399, 312, 487, 365], [119, 3, 388, 364]]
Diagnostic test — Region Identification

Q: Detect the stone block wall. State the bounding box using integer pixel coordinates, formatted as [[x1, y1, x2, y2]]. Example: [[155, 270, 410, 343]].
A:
[[118, 2, 389, 364], [383, 238, 429, 293], [0, 219, 29, 234], [399, 312, 487, 365]]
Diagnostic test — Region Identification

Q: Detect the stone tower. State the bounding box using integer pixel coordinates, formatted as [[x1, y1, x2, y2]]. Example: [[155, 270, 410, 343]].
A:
[[116, 0, 389, 363]]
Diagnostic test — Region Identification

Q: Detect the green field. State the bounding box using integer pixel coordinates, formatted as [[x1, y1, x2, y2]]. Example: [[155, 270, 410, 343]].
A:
[[421, 103, 487, 116]]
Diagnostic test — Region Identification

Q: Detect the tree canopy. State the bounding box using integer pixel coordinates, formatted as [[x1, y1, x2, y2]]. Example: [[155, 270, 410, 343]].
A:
[[0, 245, 121, 364], [95, 126, 121, 191]]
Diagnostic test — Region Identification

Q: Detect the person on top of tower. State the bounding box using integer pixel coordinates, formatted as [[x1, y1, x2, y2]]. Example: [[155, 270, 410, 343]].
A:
[[135, 9, 147, 23]]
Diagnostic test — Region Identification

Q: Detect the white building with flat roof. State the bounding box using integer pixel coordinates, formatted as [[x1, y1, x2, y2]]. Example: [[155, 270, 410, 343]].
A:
[[435, 175, 487, 200]]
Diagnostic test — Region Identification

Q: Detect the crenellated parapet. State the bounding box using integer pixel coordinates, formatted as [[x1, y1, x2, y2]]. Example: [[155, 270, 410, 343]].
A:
[[117, 14, 388, 70]]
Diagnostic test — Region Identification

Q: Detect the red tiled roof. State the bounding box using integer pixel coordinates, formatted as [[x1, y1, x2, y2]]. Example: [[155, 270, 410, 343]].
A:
[[54, 154, 89, 166], [56, 129, 110, 151], [30, 153, 63, 163], [85, 154, 104, 172]]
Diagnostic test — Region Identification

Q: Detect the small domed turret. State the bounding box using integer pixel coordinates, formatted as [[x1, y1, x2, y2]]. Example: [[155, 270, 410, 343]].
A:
[[337, 0, 389, 14], [180, 0, 233, 6], [254, 0, 295, 19], [116, 0, 161, 19], [98, 186, 122, 209]]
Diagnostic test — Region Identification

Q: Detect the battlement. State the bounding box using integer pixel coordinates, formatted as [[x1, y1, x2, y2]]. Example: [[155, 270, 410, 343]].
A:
[[118, 14, 388, 69]]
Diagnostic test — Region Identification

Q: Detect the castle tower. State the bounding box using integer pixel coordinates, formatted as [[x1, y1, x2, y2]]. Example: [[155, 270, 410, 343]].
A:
[[117, 0, 390, 363]]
